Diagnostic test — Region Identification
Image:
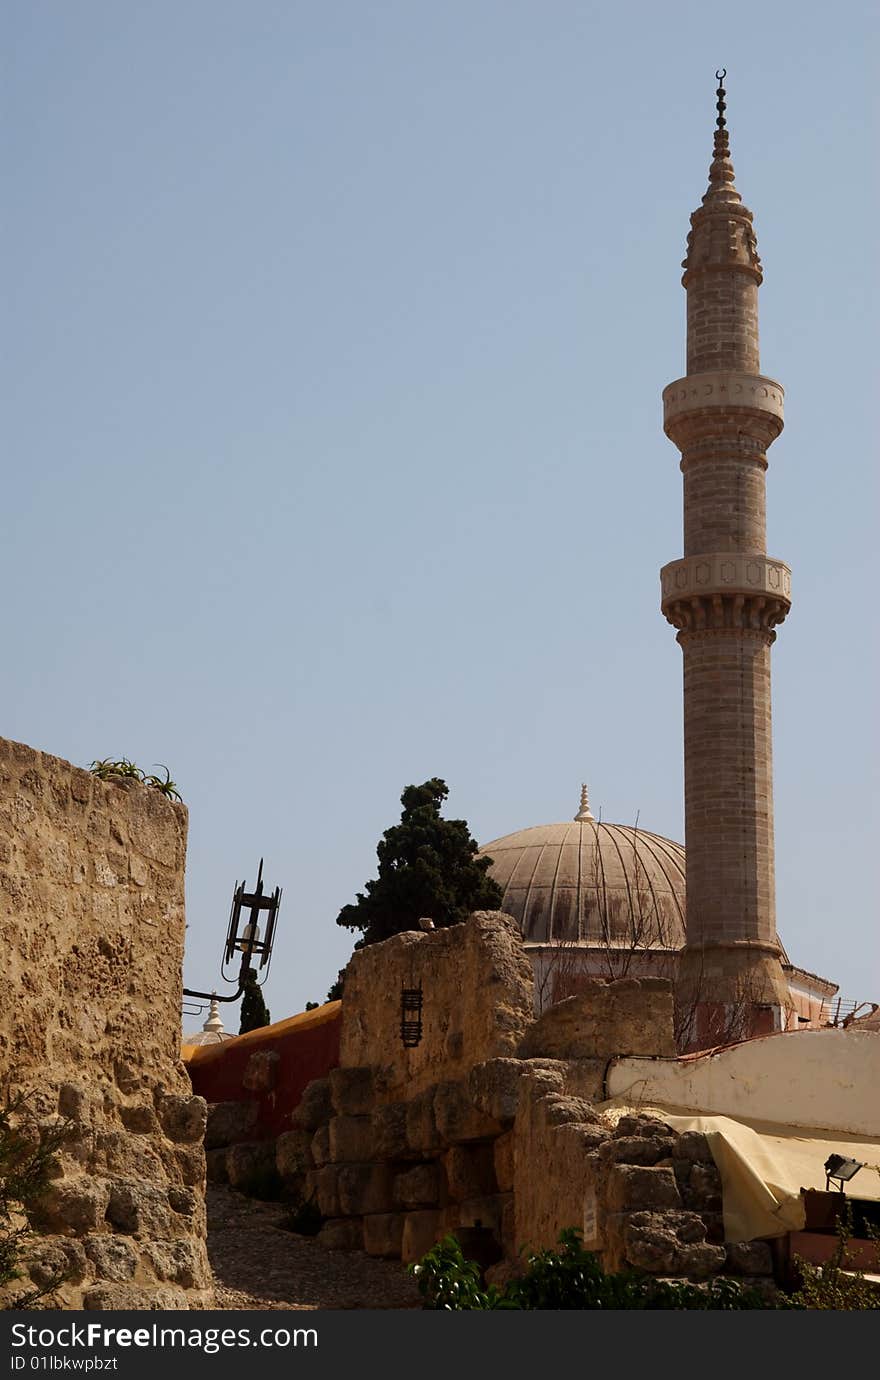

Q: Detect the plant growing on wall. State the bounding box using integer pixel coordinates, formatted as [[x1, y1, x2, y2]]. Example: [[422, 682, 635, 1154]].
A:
[[334, 778, 503, 950], [1, 1088, 74, 1309], [239, 968, 271, 1035], [89, 759, 182, 801]]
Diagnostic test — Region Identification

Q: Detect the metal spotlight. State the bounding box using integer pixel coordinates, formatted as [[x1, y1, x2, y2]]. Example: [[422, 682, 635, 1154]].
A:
[[824, 1154, 864, 1193]]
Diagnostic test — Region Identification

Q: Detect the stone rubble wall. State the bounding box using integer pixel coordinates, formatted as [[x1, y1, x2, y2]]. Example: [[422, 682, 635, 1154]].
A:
[[205, 916, 773, 1291], [338, 912, 535, 1102], [0, 737, 212, 1308]]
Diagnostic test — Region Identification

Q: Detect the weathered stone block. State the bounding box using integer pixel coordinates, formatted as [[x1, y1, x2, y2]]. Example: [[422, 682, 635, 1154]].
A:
[[119, 1104, 159, 1135], [57, 1084, 89, 1122], [493, 1131, 515, 1192], [725, 1240, 773, 1276], [204, 1100, 257, 1150], [306, 1166, 341, 1219], [520, 982, 675, 1060], [242, 1050, 280, 1094], [684, 1162, 723, 1212], [328, 1115, 374, 1164], [337, 1163, 395, 1217], [606, 1165, 682, 1213], [276, 1129, 314, 1180], [371, 1102, 408, 1159], [615, 1114, 675, 1139], [167, 1186, 197, 1219], [541, 1094, 603, 1128], [26, 1240, 87, 1288], [612, 1209, 726, 1277], [363, 1213, 405, 1259], [434, 1082, 501, 1144], [105, 1180, 173, 1237], [226, 1141, 278, 1193], [405, 1087, 443, 1155], [317, 1218, 364, 1251], [401, 1210, 442, 1265], [561, 1059, 606, 1101], [291, 1078, 334, 1132], [468, 1059, 527, 1125], [83, 1236, 137, 1282], [340, 913, 534, 1103], [598, 1135, 677, 1166], [444, 1144, 497, 1202], [329, 1067, 375, 1117], [310, 1124, 331, 1168], [674, 1130, 714, 1163], [38, 1178, 111, 1234], [142, 1239, 204, 1289], [82, 1283, 191, 1310], [157, 1094, 207, 1145], [394, 1162, 443, 1210]]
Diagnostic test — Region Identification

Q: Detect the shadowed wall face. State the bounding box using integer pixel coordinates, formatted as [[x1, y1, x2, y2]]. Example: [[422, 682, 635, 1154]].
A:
[[0, 737, 212, 1309]]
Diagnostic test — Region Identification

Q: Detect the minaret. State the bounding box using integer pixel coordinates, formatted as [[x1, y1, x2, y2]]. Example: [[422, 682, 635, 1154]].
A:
[[660, 73, 791, 1048]]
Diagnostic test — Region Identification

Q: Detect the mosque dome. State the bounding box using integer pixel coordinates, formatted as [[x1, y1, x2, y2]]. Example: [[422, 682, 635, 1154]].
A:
[[479, 786, 686, 950], [182, 995, 234, 1047]]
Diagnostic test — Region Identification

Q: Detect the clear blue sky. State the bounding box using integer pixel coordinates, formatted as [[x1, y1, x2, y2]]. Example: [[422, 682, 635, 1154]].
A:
[[5, 1, 877, 1021]]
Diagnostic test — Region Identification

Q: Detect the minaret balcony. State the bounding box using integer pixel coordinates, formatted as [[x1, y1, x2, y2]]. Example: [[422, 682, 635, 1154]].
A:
[[662, 372, 784, 450], [660, 552, 791, 619]]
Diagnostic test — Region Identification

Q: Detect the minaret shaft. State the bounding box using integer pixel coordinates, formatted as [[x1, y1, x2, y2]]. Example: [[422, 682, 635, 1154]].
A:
[[661, 76, 791, 1049]]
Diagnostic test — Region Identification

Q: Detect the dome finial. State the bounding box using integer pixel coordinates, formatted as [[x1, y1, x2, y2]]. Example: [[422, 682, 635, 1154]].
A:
[[705, 67, 737, 197], [203, 994, 225, 1035], [574, 783, 595, 822], [715, 69, 727, 132]]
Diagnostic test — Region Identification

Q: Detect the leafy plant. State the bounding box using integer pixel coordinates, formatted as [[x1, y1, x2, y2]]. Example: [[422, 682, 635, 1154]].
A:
[[1, 1088, 75, 1309], [89, 759, 182, 801], [788, 1204, 880, 1310], [409, 1234, 511, 1310], [140, 764, 183, 801], [411, 1228, 779, 1311]]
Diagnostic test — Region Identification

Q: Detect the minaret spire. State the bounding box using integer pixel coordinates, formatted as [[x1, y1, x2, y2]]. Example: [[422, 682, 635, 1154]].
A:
[[660, 75, 791, 1050], [705, 69, 738, 197]]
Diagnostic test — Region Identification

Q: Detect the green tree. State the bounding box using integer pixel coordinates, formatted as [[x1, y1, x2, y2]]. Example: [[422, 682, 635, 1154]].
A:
[[335, 778, 503, 948], [239, 968, 271, 1034]]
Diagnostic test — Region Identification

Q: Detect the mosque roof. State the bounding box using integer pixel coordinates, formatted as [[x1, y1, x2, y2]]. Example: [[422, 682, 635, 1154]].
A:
[[182, 995, 235, 1047], [479, 786, 686, 948]]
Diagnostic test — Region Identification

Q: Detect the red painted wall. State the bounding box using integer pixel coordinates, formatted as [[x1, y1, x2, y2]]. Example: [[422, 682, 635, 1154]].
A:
[[183, 1002, 341, 1139]]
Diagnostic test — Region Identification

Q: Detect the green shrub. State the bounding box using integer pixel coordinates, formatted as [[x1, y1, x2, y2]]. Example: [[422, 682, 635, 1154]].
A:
[[788, 1205, 879, 1311], [89, 759, 182, 801], [411, 1228, 778, 1311], [1, 1088, 74, 1309]]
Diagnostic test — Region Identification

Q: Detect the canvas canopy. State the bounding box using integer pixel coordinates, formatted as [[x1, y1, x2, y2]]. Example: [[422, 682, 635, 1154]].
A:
[[599, 1099, 880, 1242]]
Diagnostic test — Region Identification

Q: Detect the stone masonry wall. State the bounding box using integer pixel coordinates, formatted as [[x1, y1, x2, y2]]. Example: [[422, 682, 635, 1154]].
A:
[[0, 737, 212, 1308], [513, 1073, 772, 1285], [339, 912, 535, 1103]]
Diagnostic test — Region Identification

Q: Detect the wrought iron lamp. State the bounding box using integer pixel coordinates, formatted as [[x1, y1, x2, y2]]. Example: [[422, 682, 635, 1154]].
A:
[[183, 858, 281, 1004]]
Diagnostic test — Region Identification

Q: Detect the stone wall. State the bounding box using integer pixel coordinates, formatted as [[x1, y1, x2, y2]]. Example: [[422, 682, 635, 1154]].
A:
[[339, 912, 535, 1102], [0, 737, 211, 1308], [204, 916, 774, 1291]]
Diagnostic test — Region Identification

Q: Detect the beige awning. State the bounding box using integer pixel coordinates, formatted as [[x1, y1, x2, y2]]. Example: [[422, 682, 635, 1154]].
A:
[[598, 1098, 880, 1242]]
